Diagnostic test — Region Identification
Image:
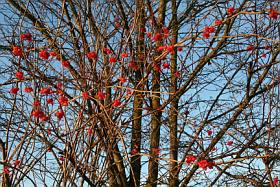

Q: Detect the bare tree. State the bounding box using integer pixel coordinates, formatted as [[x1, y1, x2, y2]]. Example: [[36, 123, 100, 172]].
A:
[[0, 0, 279, 186]]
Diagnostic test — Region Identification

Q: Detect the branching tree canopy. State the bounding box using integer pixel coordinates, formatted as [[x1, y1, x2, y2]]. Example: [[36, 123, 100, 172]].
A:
[[0, 0, 279, 186]]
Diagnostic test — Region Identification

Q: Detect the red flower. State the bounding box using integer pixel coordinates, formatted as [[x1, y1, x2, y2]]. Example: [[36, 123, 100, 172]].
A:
[[227, 7, 235, 15], [246, 45, 254, 51], [269, 8, 278, 19], [39, 50, 50, 60], [62, 60, 70, 68], [49, 51, 57, 56], [207, 130, 213, 136], [112, 99, 121, 107], [162, 63, 170, 69], [55, 110, 64, 119], [121, 52, 129, 58], [87, 51, 97, 59], [215, 19, 223, 26], [10, 87, 19, 94], [185, 155, 197, 164], [47, 98, 54, 105], [24, 86, 33, 93], [13, 160, 21, 167], [15, 71, 24, 80], [20, 32, 32, 42], [58, 96, 69, 106], [118, 77, 126, 83], [97, 91, 106, 100], [109, 57, 117, 63], [12, 46, 23, 57], [82, 92, 89, 100], [3, 166, 9, 174], [227, 140, 233, 146], [273, 177, 278, 186]]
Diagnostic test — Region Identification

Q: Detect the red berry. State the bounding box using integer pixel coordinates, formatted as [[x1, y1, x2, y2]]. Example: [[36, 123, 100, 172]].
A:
[[87, 51, 97, 59], [203, 31, 210, 39], [13, 160, 21, 167], [185, 155, 197, 164], [246, 45, 254, 51], [58, 96, 69, 106], [49, 51, 57, 56], [24, 86, 33, 93], [3, 166, 9, 174], [162, 63, 170, 69], [112, 99, 121, 107], [214, 19, 223, 26], [15, 71, 24, 80], [12, 46, 23, 57], [227, 7, 235, 15], [103, 48, 111, 54], [269, 8, 278, 19], [47, 98, 54, 105], [10, 87, 19, 94], [97, 91, 106, 100], [140, 27, 146, 32], [153, 33, 161, 41], [39, 88, 51, 95], [227, 140, 233, 146], [109, 57, 117, 63], [39, 50, 50, 60], [33, 100, 41, 107], [20, 32, 32, 42], [55, 111, 64, 119], [121, 52, 129, 58], [62, 60, 70, 68], [82, 92, 89, 100], [177, 47, 183, 51], [207, 130, 213, 136], [118, 77, 126, 83], [205, 26, 216, 33]]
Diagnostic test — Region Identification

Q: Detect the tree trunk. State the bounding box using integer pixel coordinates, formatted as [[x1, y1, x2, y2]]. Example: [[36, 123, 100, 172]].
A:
[[129, 0, 145, 186], [169, 0, 179, 186]]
